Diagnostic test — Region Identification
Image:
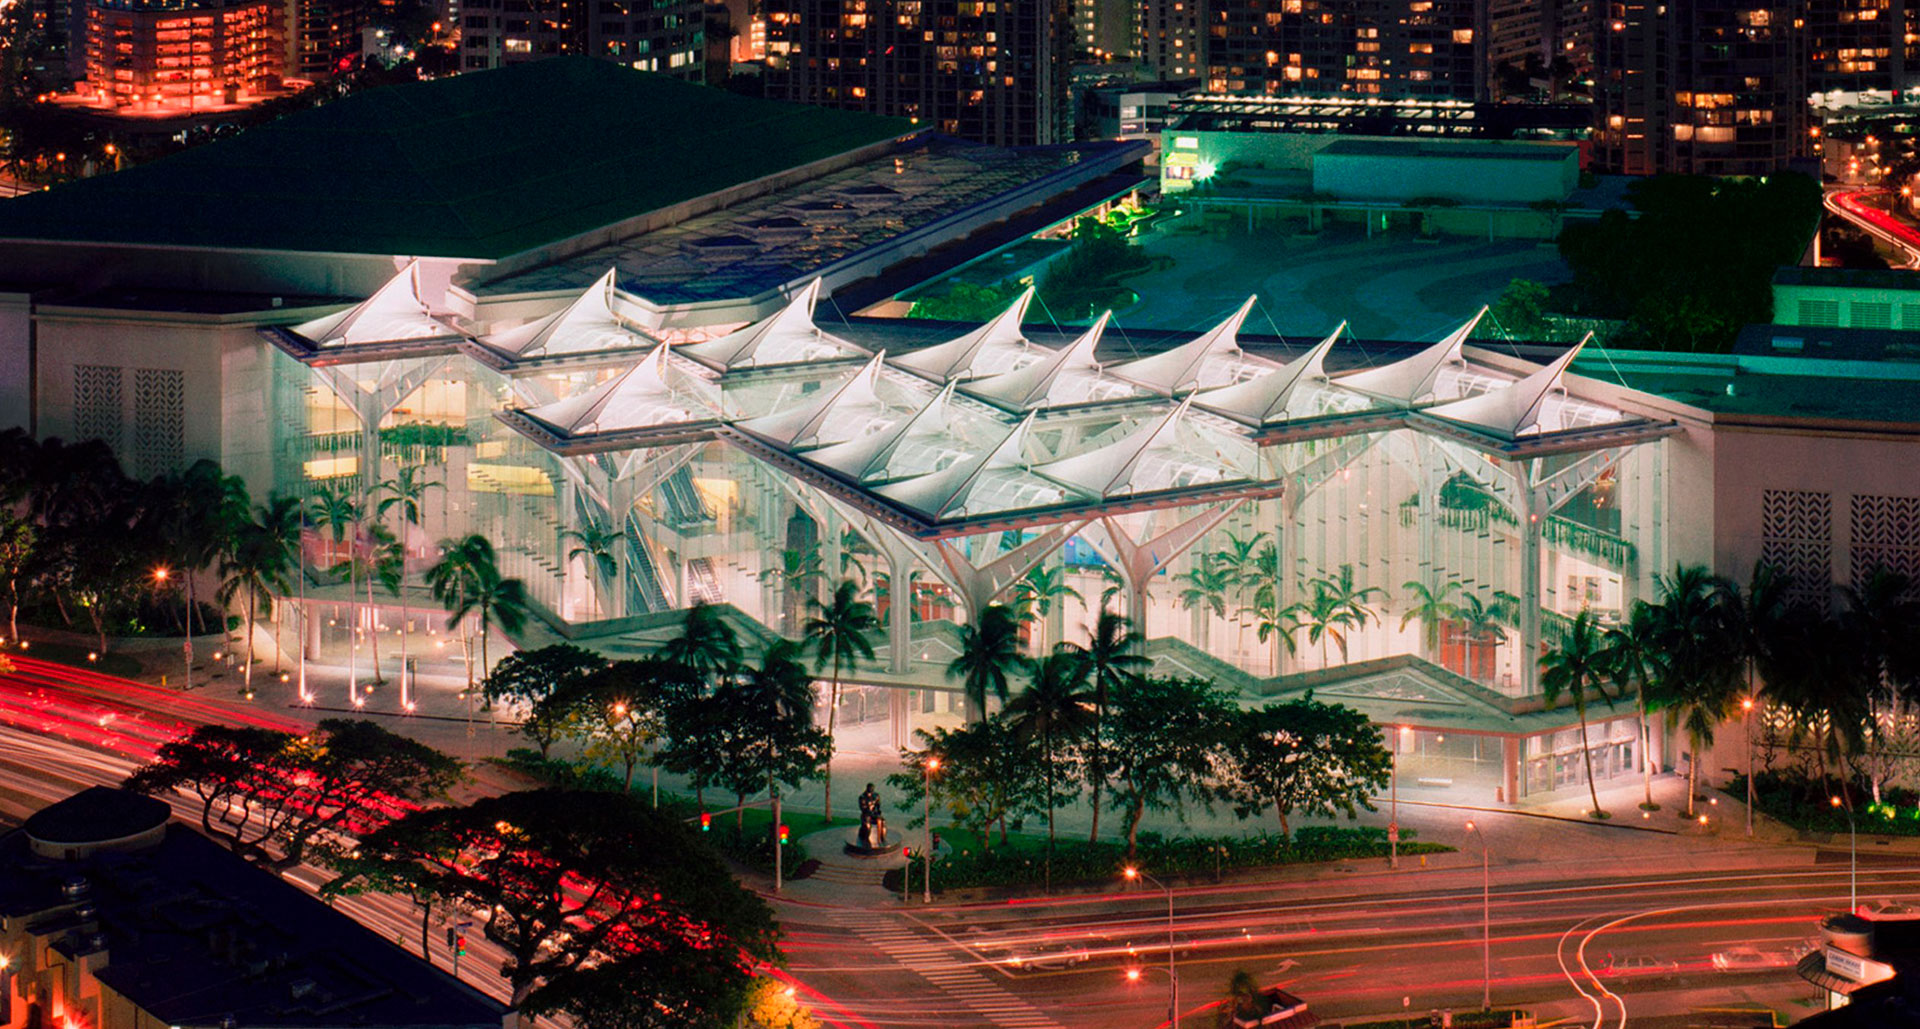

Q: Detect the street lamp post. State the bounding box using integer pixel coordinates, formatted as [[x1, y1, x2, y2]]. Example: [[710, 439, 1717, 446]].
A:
[[155, 567, 187, 689], [923, 756, 939, 903], [1742, 696, 1755, 837], [1832, 795, 1857, 912], [1464, 821, 1491, 1010], [1390, 725, 1400, 870], [1123, 866, 1178, 1028]]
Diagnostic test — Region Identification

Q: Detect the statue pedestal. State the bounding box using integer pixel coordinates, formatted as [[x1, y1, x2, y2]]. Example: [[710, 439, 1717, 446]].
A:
[[843, 833, 903, 859]]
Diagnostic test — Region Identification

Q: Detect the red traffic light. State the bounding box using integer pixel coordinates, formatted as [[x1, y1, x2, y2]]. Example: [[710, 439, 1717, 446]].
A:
[[454, 934, 467, 956], [699, 811, 711, 831], [901, 845, 910, 857], [778, 824, 790, 843]]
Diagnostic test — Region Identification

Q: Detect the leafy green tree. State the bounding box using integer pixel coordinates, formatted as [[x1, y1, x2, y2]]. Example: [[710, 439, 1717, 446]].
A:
[[1004, 648, 1095, 861], [1217, 695, 1391, 838], [888, 719, 1041, 850], [566, 655, 699, 793], [804, 578, 877, 819], [741, 978, 822, 1029], [1490, 278, 1553, 340], [1539, 609, 1619, 818], [125, 718, 462, 873], [325, 789, 779, 1016], [1218, 969, 1265, 1028], [907, 280, 1024, 322], [1059, 611, 1147, 843], [483, 643, 605, 759], [947, 603, 1024, 721], [1107, 674, 1233, 860], [710, 639, 833, 831], [0, 511, 33, 644]]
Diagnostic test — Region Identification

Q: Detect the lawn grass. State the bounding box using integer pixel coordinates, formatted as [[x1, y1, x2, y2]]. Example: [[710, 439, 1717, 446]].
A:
[[12, 639, 144, 678]]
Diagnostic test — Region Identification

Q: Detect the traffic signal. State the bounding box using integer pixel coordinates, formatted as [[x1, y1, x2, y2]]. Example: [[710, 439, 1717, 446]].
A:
[[454, 933, 468, 957], [778, 824, 790, 844], [901, 845, 910, 858], [699, 811, 711, 832]]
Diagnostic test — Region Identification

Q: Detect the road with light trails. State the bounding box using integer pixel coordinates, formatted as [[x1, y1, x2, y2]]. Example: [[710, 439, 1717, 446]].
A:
[[0, 662, 1886, 1028], [1826, 187, 1920, 268], [777, 856, 1904, 1028]]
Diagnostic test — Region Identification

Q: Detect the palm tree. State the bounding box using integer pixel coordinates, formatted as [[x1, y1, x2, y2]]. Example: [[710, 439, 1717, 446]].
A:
[[804, 578, 878, 820], [1600, 601, 1665, 811], [1298, 565, 1383, 668], [217, 500, 297, 696], [1061, 611, 1147, 843], [657, 599, 743, 684], [761, 544, 825, 632], [1454, 591, 1509, 681], [375, 465, 441, 550], [1004, 647, 1095, 883], [1012, 564, 1082, 651], [1212, 529, 1269, 628], [1175, 561, 1232, 650], [353, 522, 397, 685], [1648, 564, 1745, 817], [560, 522, 624, 616], [1539, 608, 1618, 818], [428, 534, 531, 691], [947, 604, 1023, 722], [1399, 579, 1463, 658]]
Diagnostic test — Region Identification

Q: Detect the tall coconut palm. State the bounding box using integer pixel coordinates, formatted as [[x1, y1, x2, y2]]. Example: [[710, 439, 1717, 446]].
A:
[[947, 604, 1023, 722], [1399, 578, 1463, 658], [375, 465, 441, 551], [1175, 561, 1233, 650], [1062, 610, 1147, 843], [1013, 564, 1082, 651], [1455, 591, 1510, 681], [1539, 608, 1618, 818], [1600, 601, 1665, 811], [804, 578, 878, 820], [352, 522, 398, 685], [657, 599, 743, 684], [1298, 565, 1383, 668], [761, 544, 825, 632], [1006, 648, 1096, 888], [217, 499, 297, 696], [1212, 529, 1270, 628], [560, 522, 624, 616], [1219, 969, 1265, 1028], [428, 534, 531, 691]]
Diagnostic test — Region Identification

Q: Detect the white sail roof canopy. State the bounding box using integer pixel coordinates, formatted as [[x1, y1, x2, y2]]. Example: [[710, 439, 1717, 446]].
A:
[[807, 381, 967, 482], [292, 261, 462, 347], [735, 352, 895, 450], [1108, 296, 1258, 395], [478, 269, 657, 359], [520, 344, 716, 435], [1193, 323, 1344, 425], [1036, 396, 1255, 497], [1335, 308, 1486, 405], [1422, 337, 1616, 437], [962, 312, 1144, 409], [680, 279, 867, 371], [893, 288, 1037, 383], [875, 414, 1082, 520]]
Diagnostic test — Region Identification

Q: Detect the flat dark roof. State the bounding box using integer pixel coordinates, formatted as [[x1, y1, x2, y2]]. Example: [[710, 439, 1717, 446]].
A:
[[1773, 265, 1920, 290], [0, 58, 912, 260], [1, 793, 506, 1029], [1316, 138, 1578, 162], [21, 787, 167, 845]]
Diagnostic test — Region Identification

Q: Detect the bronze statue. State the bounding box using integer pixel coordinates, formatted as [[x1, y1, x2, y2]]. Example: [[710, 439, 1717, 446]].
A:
[[856, 783, 886, 848]]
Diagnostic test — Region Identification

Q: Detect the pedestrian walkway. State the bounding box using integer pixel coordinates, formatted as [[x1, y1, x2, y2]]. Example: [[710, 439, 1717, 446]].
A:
[[826, 910, 1062, 1029]]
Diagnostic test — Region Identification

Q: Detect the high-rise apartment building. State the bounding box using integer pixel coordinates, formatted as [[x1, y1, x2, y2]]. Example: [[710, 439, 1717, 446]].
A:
[[290, 0, 361, 77], [1140, 0, 1202, 77], [81, 0, 285, 111], [1202, 0, 1489, 100], [1078, 0, 1135, 58], [762, 0, 1073, 147], [1593, 0, 1809, 174], [1806, 0, 1917, 92], [459, 0, 703, 75]]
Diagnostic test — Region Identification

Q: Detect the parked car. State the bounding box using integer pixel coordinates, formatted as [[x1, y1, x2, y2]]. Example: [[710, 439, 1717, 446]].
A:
[[1598, 954, 1681, 980], [1710, 945, 1795, 971]]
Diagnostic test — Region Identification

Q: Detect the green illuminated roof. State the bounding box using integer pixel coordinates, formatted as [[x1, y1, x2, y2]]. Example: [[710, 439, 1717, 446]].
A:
[[0, 59, 914, 260]]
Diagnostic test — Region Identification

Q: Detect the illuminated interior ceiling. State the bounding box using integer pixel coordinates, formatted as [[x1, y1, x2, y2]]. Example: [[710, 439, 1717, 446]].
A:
[[274, 270, 1676, 536]]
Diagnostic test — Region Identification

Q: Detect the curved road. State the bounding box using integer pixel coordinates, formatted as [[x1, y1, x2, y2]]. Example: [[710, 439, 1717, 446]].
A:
[[1826, 188, 1920, 268]]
